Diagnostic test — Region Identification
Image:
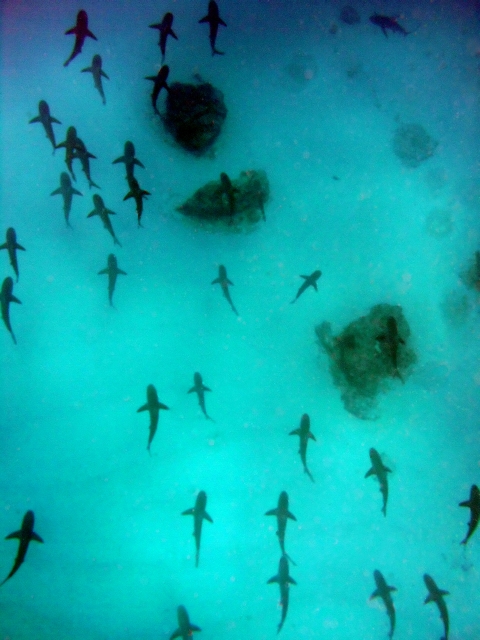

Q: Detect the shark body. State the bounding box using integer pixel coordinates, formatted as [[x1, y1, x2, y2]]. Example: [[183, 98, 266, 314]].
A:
[[0, 227, 25, 281], [64, 10, 97, 67], [137, 384, 169, 452], [87, 194, 121, 246], [188, 372, 214, 421], [212, 265, 238, 315], [289, 413, 316, 482], [181, 491, 213, 567], [1, 511, 43, 586], [82, 54, 109, 104], [51, 172, 82, 228], [370, 569, 397, 639], [29, 100, 61, 152], [0, 277, 21, 344], [199, 1, 226, 56], [365, 448, 391, 516], [98, 253, 127, 306]]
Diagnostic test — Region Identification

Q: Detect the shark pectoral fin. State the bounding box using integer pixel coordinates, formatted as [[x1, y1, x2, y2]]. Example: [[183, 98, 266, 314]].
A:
[[308, 432, 316, 441], [424, 595, 433, 604], [227, 278, 234, 285], [64, 26, 77, 35], [170, 28, 178, 40], [211, 278, 220, 284], [98, 268, 109, 275], [16, 243, 26, 251], [31, 532, 44, 543], [389, 586, 397, 592], [137, 403, 149, 412], [203, 385, 212, 392], [181, 508, 195, 516], [459, 500, 471, 507], [288, 576, 297, 585], [134, 158, 145, 168], [124, 192, 133, 201], [289, 428, 300, 436], [106, 209, 116, 216], [204, 512, 213, 523], [265, 509, 277, 516], [112, 156, 124, 165], [219, 18, 227, 26], [73, 188, 83, 196], [399, 337, 406, 344], [0, 243, 7, 250], [370, 589, 379, 600], [189, 624, 201, 632], [384, 466, 392, 473], [87, 211, 97, 218], [287, 511, 297, 521], [87, 152, 97, 159], [101, 71, 109, 79], [51, 117, 61, 124], [29, 116, 41, 124], [51, 187, 62, 196], [158, 403, 169, 410], [365, 468, 374, 478], [170, 629, 181, 640], [439, 589, 449, 596], [118, 269, 127, 276], [81, 67, 93, 73], [4, 530, 22, 540], [86, 29, 97, 40], [187, 387, 196, 394], [312, 282, 318, 291], [199, 16, 209, 23], [267, 576, 279, 584], [145, 76, 157, 82], [10, 295, 21, 304]]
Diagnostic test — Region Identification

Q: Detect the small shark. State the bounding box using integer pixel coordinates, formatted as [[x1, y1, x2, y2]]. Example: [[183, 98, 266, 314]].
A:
[[51, 172, 82, 228], [137, 384, 169, 452], [1, 511, 43, 586], [423, 574, 449, 640], [0, 277, 21, 345], [199, 1, 227, 56], [267, 554, 297, 633], [365, 448, 392, 516], [220, 172, 239, 216], [145, 65, 170, 115], [265, 491, 297, 560], [123, 177, 150, 227], [56, 126, 79, 181], [87, 194, 121, 246], [289, 413, 316, 482], [370, 14, 409, 37], [0, 227, 26, 281], [188, 372, 214, 421], [170, 605, 201, 640], [98, 254, 127, 307], [81, 54, 109, 105], [64, 10, 97, 67], [291, 270, 321, 304], [113, 141, 145, 182], [149, 12, 178, 63], [376, 316, 405, 382], [212, 265, 238, 315], [29, 100, 61, 153], [181, 490, 213, 567], [74, 137, 99, 189], [459, 484, 480, 545], [370, 569, 397, 639]]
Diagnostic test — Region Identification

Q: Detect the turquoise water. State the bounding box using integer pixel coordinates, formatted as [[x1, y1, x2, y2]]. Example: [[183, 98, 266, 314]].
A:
[[1, 0, 479, 638]]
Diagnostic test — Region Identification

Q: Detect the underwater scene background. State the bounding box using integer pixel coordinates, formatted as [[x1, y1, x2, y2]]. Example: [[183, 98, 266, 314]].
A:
[[1, 0, 479, 638]]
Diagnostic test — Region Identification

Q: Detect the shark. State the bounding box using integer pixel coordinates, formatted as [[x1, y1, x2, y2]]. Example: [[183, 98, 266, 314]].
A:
[[291, 270, 321, 303], [220, 172, 238, 216], [98, 254, 127, 307], [459, 484, 480, 545], [212, 265, 238, 315], [188, 372, 214, 421], [56, 126, 80, 181], [376, 316, 405, 382], [265, 491, 297, 560], [113, 141, 145, 182], [145, 65, 170, 115], [181, 490, 213, 567], [137, 384, 169, 452], [81, 54, 109, 105], [370, 569, 397, 639], [365, 448, 392, 516], [149, 12, 178, 63], [1, 510, 43, 586], [0, 227, 25, 281], [74, 137, 99, 189], [370, 14, 409, 37], [64, 10, 97, 67], [0, 277, 21, 345], [199, 1, 227, 56], [29, 100, 61, 153], [267, 554, 297, 633], [51, 172, 82, 228], [123, 177, 150, 227], [87, 194, 121, 246], [170, 605, 201, 640], [289, 413, 316, 482], [423, 573, 449, 640]]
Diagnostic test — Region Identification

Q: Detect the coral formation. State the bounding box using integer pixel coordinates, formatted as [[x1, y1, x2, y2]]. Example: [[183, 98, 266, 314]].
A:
[[392, 123, 438, 168], [162, 79, 227, 155], [316, 304, 416, 420], [177, 170, 269, 232]]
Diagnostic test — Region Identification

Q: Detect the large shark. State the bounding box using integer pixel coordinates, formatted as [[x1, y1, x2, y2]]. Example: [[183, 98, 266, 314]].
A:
[[123, 177, 150, 227], [87, 194, 121, 246], [56, 126, 80, 181], [376, 316, 405, 382], [289, 413, 316, 482], [170, 605, 201, 640], [365, 448, 392, 516], [137, 384, 169, 452], [212, 265, 238, 315], [267, 554, 297, 633], [423, 573, 449, 640], [290, 270, 321, 304], [459, 484, 480, 545], [113, 141, 145, 183], [1, 510, 43, 586], [64, 10, 97, 67], [265, 491, 297, 560], [81, 54, 109, 105], [0, 227, 25, 281], [199, 1, 227, 56], [74, 137, 100, 189], [98, 254, 127, 307], [181, 491, 213, 567], [51, 172, 82, 228], [370, 569, 397, 639], [149, 12, 178, 63], [0, 277, 21, 345], [188, 372, 214, 421], [29, 100, 61, 153], [145, 65, 170, 115]]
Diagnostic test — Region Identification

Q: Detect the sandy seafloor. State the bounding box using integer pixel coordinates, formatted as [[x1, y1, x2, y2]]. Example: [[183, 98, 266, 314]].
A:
[[0, 0, 479, 638]]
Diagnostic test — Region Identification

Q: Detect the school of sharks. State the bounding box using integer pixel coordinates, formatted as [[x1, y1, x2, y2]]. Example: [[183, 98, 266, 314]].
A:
[[0, 2, 479, 639]]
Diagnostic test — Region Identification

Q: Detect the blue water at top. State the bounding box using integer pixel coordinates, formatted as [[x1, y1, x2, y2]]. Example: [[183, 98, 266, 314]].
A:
[[1, 0, 479, 638]]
